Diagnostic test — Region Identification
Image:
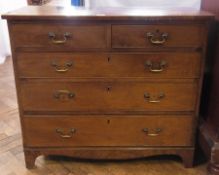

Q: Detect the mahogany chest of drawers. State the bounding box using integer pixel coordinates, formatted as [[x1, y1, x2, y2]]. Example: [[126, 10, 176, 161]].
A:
[[2, 6, 213, 169]]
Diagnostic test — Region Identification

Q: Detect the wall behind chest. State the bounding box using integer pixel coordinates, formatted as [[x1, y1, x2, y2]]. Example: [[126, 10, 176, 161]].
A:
[[0, 0, 27, 63], [89, 0, 201, 9]]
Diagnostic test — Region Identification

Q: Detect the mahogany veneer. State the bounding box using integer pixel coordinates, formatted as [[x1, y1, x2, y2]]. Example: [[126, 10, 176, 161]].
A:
[[1, 6, 213, 169]]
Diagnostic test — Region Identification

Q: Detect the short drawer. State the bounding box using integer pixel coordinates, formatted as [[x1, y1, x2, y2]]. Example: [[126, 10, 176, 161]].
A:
[[10, 23, 107, 50], [23, 115, 195, 147], [17, 52, 201, 78], [20, 81, 198, 112], [112, 25, 204, 49]]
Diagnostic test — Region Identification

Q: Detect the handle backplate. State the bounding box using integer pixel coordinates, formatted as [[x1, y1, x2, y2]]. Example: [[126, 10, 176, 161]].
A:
[[142, 128, 162, 137], [56, 128, 76, 138], [146, 31, 169, 45], [145, 60, 167, 73], [48, 32, 71, 44], [54, 90, 75, 101], [51, 61, 73, 72], [144, 92, 165, 103]]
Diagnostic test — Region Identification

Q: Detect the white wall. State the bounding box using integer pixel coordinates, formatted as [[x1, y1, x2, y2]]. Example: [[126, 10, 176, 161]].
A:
[[0, 0, 27, 64], [90, 0, 201, 10]]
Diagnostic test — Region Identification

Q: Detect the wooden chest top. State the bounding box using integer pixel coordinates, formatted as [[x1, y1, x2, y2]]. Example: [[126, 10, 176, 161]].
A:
[[2, 6, 213, 21]]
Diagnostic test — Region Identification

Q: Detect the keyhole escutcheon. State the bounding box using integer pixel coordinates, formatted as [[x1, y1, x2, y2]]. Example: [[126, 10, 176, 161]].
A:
[[107, 119, 111, 124], [107, 86, 112, 92]]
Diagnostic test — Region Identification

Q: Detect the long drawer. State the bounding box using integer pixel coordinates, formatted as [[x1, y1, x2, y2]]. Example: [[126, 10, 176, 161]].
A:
[[17, 52, 201, 78], [10, 23, 107, 50], [23, 115, 194, 147], [20, 81, 198, 112], [112, 25, 204, 49]]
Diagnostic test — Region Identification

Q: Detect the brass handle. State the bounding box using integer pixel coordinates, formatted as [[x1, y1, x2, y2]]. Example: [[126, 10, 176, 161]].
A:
[[144, 92, 165, 103], [51, 61, 73, 72], [145, 60, 167, 73], [142, 128, 162, 137], [54, 90, 75, 100], [48, 32, 71, 44], [56, 128, 76, 138], [146, 32, 168, 45]]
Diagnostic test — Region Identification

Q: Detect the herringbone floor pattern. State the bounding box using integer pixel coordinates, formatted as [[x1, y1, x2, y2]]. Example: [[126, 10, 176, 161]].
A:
[[0, 58, 208, 175]]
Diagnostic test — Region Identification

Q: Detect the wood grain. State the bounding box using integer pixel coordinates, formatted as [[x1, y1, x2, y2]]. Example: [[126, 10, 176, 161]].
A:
[[19, 81, 198, 112], [10, 23, 107, 50], [112, 24, 204, 49], [2, 5, 213, 170], [0, 56, 209, 175], [23, 115, 194, 147], [16, 52, 201, 79]]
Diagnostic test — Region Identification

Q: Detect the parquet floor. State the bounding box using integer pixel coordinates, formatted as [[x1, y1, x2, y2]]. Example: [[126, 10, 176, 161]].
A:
[[0, 57, 208, 175]]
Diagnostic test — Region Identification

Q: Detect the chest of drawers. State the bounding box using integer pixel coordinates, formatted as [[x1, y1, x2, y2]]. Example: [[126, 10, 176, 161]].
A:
[[2, 6, 213, 169]]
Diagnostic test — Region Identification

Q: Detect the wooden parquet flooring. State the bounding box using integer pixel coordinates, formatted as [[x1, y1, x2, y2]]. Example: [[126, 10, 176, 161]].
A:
[[0, 58, 208, 175]]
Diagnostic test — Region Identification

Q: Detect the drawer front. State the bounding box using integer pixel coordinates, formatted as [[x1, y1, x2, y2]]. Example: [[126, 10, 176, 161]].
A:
[[112, 25, 204, 49], [23, 115, 194, 147], [20, 81, 197, 112], [17, 52, 201, 78], [10, 23, 107, 50]]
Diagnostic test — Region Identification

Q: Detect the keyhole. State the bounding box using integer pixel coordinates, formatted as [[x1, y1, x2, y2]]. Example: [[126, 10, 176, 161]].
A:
[[107, 119, 110, 124], [107, 86, 112, 92], [107, 56, 111, 62]]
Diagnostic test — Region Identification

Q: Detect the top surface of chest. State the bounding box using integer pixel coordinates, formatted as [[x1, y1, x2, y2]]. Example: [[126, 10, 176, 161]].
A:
[[2, 6, 213, 21]]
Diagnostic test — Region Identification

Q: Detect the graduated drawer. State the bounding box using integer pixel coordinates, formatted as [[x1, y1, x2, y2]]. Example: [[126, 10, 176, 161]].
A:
[[10, 23, 107, 50], [20, 81, 198, 112], [17, 52, 201, 78], [112, 25, 204, 49], [23, 115, 194, 147]]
